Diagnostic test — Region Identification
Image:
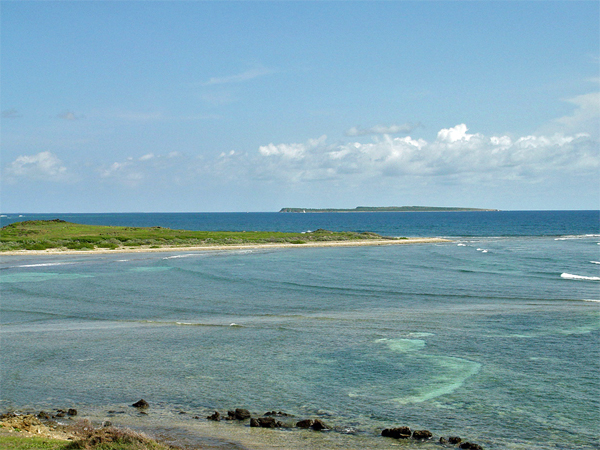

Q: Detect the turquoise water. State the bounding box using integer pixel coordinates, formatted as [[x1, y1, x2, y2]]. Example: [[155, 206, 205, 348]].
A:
[[1, 212, 599, 449]]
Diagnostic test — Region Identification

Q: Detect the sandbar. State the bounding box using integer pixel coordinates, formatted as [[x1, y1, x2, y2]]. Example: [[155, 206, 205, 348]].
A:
[[0, 237, 450, 256]]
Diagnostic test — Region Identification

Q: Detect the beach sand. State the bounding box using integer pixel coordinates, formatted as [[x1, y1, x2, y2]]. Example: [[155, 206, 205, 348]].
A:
[[0, 237, 450, 257]]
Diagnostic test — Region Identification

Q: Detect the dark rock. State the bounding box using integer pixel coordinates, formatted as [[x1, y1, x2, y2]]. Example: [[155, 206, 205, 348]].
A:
[[37, 411, 51, 420], [265, 410, 292, 417], [382, 426, 412, 439], [311, 419, 329, 431], [459, 443, 483, 450], [234, 408, 251, 420], [132, 399, 149, 409], [55, 410, 66, 418], [257, 417, 278, 428], [67, 409, 78, 416], [440, 437, 448, 444], [250, 418, 260, 427], [206, 411, 221, 421], [296, 419, 314, 428], [413, 429, 433, 440], [449, 436, 462, 444], [102, 421, 112, 427]]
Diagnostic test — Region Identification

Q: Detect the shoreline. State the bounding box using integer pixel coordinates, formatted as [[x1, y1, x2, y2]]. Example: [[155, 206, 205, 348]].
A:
[[0, 402, 485, 450], [0, 237, 450, 256]]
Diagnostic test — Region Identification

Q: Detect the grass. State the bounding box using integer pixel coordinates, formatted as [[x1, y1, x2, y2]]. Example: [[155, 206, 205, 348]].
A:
[[0, 436, 71, 450], [0, 422, 176, 450], [0, 220, 398, 252]]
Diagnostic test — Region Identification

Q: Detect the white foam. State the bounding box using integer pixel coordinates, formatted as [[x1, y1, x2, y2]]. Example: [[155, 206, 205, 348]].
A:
[[561, 273, 600, 281], [163, 254, 195, 260], [381, 338, 426, 353], [591, 261, 600, 265], [17, 262, 75, 268], [457, 243, 466, 247], [556, 234, 600, 241], [582, 299, 600, 303]]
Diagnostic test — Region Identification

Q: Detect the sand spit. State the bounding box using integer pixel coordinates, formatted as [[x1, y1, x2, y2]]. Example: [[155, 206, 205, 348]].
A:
[[0, 238, 450, 256]]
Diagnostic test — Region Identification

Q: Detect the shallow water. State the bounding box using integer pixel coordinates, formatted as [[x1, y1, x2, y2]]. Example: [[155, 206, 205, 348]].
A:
[[1, 212, 599, 449]]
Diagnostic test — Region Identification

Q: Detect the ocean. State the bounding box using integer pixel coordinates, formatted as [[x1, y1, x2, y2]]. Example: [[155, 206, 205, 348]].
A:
[[1, 211, 598, 449]]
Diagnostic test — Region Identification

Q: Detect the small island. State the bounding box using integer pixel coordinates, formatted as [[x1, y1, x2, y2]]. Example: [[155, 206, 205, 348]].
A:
[[279, 206, 499, 213], [0, 220, 448, 254]]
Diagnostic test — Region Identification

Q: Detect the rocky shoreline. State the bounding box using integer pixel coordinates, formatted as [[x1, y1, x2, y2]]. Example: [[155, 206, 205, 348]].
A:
[[1, 400, 485, 449]]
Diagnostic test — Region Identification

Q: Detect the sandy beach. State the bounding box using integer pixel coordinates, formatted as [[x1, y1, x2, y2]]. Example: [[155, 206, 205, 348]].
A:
[[0, 237, 450, 256]]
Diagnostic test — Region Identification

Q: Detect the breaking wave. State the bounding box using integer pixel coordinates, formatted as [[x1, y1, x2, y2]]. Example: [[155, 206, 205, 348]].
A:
[[561, 273, 600, 281]]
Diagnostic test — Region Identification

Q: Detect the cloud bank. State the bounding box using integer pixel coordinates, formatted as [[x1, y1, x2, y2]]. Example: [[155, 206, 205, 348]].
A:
[[248, 124, 597, 184], [5, 123, 597, 190]]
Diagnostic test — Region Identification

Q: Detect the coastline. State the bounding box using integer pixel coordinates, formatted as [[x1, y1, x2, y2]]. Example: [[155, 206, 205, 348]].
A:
[[0, 403, 485, 450], [0, 237, 450, 256]]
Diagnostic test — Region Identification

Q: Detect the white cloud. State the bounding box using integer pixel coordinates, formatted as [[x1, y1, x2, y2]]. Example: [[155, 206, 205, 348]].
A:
[[437, 124, 478, 143], [552, 92, 600, 139], [202, 67, 273, 86], [250, 124, 598, 183], [5, 151, 69, 182], [345, 123, 418, 136], [99, 152, 195, 187]]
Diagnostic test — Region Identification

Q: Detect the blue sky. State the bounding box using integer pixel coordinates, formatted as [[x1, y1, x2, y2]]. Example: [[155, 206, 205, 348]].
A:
[[2, 1, 598, 212]]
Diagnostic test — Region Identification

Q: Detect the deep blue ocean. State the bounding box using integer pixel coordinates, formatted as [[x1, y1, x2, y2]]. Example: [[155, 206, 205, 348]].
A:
[[1, 211, 598, 450]]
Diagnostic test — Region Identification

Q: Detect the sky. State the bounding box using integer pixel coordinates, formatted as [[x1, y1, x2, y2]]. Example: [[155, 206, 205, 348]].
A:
[[1, 1, 599, 213]]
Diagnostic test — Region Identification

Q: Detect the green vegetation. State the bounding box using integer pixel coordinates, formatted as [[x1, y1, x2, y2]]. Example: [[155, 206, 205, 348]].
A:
[[0, 419, 175, 450], [280, 206, 498, 213], [0, 436, 70, 450], [0, 219, 396, 252], [0, 430, 173, 450]]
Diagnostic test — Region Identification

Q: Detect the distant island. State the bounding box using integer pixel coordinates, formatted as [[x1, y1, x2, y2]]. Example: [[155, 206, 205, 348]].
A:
[[279, 206, 499, 213]]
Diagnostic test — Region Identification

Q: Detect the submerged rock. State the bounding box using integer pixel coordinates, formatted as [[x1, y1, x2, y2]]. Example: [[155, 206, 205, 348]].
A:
[[413, 429, 432, 440], [459, 443, 483, 450], [234, 408, 251, 420], [296, 419, 313, 428], [382, 426, 412, 439], [206, 411, 220, 421], [226, 408, 251, 420], [67, 409, 78, 416], [311, 419, 329, 431], [132, 399, 149, 409], [265, 410, 292, 417], [449, 436, 462, 444], [258, 417, 279, 428]]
